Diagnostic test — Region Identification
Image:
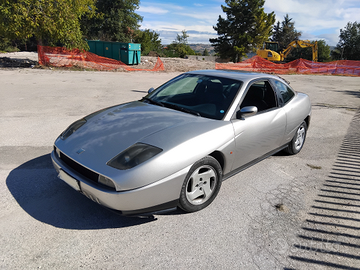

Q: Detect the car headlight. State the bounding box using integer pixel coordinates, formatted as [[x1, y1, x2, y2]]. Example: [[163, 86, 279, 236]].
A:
[[107, 143, 162, 170], [60, 118, 87, 140]]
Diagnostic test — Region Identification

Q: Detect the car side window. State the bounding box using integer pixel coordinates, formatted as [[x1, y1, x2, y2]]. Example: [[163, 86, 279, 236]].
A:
[[240, 80, 277, 112], [273, 80, 295, 105]]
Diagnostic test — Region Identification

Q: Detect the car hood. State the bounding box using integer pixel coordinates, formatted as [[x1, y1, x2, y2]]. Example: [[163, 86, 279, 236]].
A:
[[55, 101, 230, 178]]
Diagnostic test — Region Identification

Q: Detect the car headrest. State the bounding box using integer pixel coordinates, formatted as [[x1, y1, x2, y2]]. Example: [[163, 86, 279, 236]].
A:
[[206, 81, 223, 94]]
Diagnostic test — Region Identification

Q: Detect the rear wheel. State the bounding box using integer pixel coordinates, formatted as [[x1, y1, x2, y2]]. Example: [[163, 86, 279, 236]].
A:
[[179, 156, 222, 212], [285, 121, 307, 155]]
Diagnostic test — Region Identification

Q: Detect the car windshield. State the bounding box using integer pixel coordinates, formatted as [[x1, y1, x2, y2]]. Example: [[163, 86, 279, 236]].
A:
[[144, 74, 242, 120]]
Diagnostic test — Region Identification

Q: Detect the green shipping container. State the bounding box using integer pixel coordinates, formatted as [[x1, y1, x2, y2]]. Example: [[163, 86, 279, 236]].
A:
[[88, 40, 141, 65]]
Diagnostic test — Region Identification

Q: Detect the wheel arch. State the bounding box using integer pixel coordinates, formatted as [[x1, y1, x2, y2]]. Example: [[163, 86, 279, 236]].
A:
[[304, 115, 311, 129], [209, 151, 225, 174]]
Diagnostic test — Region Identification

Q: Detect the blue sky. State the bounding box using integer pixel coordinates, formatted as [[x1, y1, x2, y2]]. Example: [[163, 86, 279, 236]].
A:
[[138, 0, 360, 46]]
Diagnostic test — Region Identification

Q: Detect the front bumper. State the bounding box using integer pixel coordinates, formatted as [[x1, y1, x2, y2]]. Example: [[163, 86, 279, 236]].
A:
[[51, 151, 188, 215]]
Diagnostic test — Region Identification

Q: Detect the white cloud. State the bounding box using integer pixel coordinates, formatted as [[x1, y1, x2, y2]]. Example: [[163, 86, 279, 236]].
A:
[[265, 0, 360, 45], [139, 2, 221, 44], [175, 10, 222, 23], [140, 20, 216, 44], [139, 6, 168, 15], [301, 31, 339, 46], [188, 33, 218, 43], [158, 30, 217, 44], [139, 2, 185, 12], [318, 33, 340, 46]]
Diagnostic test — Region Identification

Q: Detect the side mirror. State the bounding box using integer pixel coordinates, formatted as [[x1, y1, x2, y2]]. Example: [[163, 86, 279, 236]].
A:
[[148, 87, 155, 94], [236, 106, 258, 119]]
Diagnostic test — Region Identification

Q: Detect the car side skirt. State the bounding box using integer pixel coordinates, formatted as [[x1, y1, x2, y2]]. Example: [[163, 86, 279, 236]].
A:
[[223, 143, 288, 181]]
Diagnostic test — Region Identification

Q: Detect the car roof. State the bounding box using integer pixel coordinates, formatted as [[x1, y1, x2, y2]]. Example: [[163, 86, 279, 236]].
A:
[[186, 69, 284, 84]]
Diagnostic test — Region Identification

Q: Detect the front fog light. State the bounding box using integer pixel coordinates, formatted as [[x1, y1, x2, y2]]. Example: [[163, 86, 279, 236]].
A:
[[98, 175, 116, 189]]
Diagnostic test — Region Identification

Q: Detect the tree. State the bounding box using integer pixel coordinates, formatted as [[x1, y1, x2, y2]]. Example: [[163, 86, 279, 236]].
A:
[[210, 0, 275, 62], [203, 48, 210, 56], [165, 30, 196, 58], [272, 14, 301, 50], [175, 30, 189, 45], [315, 40, 331, 62], [81, 0, 143, 42], [334, 21, 360, 60], [0, 0, 96, 49], [133, 29, 162, 56], [271, 21, 282, 45]]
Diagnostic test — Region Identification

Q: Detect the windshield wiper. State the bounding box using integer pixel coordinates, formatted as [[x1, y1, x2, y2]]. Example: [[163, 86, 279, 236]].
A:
[[162, 102, 201, 117], [142, 97, 164, 107]]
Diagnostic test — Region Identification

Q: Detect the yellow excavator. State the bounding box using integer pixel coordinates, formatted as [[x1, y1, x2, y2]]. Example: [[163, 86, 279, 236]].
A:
[[257, 40, 318, 62]]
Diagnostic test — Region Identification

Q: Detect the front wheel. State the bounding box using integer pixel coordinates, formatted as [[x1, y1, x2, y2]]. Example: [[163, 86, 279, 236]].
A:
[[179, 156, 222, 213], [284, 121, 307, 155]]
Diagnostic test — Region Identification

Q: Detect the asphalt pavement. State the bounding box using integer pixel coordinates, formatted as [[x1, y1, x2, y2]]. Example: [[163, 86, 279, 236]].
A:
[[1, 68, 359, 269]]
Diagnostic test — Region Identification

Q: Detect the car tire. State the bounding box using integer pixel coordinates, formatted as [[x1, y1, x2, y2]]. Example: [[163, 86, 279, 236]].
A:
[[284, 121, 307, 155], [179, 156, 222, 213]]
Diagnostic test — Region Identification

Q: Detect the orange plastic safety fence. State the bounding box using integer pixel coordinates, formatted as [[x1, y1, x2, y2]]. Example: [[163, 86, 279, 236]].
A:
[[216, 55, 360, 76], [37, 45, 164, 72]]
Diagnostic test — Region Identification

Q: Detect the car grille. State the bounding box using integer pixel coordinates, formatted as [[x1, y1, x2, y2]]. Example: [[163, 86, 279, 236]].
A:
[[56, 147, 99, 184]]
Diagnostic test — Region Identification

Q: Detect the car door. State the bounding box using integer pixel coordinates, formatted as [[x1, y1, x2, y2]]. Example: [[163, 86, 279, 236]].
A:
[[230, 79, 287, 171], [271, 78, 301, 143]]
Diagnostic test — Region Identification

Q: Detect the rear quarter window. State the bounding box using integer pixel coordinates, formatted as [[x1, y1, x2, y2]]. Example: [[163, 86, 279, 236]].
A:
[[273, 80, 295, 105]]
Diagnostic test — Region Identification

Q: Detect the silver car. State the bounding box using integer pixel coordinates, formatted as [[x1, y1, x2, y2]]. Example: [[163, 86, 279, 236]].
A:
[[51, 70, 311, 215]]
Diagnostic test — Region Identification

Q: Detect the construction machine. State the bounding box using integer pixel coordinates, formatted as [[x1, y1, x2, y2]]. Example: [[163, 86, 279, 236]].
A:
[[257, 40, 318, 62]]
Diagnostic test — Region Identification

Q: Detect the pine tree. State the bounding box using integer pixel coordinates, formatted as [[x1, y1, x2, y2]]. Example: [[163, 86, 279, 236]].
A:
[[210, 0, 275, 62], [271, 14, 301, 50]]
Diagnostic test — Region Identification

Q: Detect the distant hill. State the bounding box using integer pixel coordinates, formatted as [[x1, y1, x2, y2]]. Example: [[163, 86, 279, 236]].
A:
[[188, 44, 215, 55]]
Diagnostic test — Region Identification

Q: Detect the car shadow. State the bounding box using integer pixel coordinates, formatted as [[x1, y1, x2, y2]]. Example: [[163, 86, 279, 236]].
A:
[[6, 154, 156, 229], [131, 90, 148, 94]]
